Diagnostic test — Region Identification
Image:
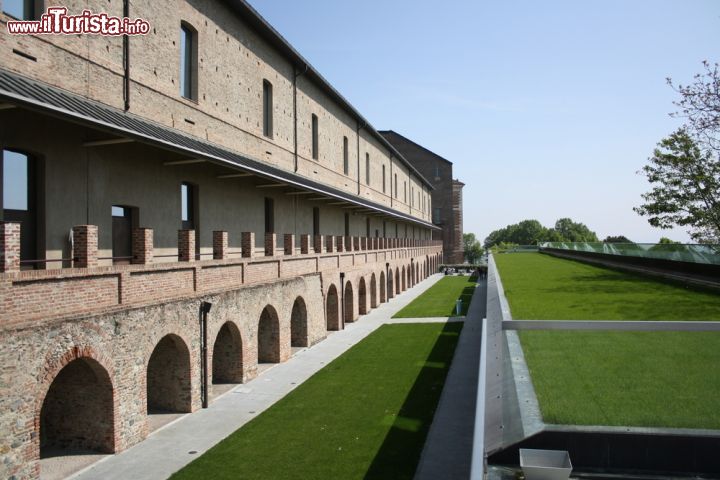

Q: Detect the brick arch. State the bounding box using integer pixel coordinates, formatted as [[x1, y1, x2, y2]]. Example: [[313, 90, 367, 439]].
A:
[[344, 280, 355, 323], [35, 346, 118, 463], [290, 296, 308, 347], [326, 283, 340, 331], [370, 272, 378, 308], [146, 334, 193, 414], [379, 270, 386, 303], [358, 276, 368, 315], [258, 305, 281, 363], [211, 321, 243, 384]]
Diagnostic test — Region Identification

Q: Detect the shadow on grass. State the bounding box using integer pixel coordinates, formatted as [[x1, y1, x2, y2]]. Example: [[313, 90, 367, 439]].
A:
[[363, 322, 464, 480]]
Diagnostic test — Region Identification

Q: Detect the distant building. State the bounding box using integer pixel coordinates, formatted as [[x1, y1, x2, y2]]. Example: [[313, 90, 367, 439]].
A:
[[379, 131, 465, 264]]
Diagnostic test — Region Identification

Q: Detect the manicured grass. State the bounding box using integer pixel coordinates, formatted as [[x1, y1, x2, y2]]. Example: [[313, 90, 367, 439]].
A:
[[520, 330, 720, 429], [171, 322, 463, 480], [494, 253, 720, 320], [393, 276, 477, 318]]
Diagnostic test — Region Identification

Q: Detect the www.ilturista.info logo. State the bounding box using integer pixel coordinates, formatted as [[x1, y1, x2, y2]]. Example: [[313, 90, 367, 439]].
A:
[[6, 6, 150, 35]]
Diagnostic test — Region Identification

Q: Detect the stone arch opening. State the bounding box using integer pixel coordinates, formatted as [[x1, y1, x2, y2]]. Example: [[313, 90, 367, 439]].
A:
[[39, 357, 115, 458], [370, 273, 378, 308], [147, 334, 192, 415], [359, 277, 368, 315], [212, 322, 243, 384], [291, 296, 309, 348], [326, 284, 340, 331], [344, 281, 355, 323], [258, 305, 281, 363], [379, 270, 386, 303], [401, 265, 406, 291]]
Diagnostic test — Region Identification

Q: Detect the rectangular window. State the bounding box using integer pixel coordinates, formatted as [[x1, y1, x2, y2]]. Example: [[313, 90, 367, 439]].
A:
[[263, 80, 273, 138], [394, 174, 398, 199], [366, 217, 370, 237], [264, 197, 274, 233], [382, 165, 386, 193], [411, 187, 414, 206], [313, 207, 320, 236], [404, 182, 407, 203], [180, 23, 196, 100], [3, 0, 34, 20], [3, 150, 28, 211], [434, 164, 441, 179], [311, 114, 319, 160], [180, 182, 195, 230], [365, 153, 370, 185], [112, 205, 133, 264], [343, 136, 349, 174], [433, 207, 441, 224]]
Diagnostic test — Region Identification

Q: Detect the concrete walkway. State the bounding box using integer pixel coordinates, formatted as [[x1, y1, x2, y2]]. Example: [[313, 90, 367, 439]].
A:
[[71, 274, 449, 480], [414, 277, 487, 480]]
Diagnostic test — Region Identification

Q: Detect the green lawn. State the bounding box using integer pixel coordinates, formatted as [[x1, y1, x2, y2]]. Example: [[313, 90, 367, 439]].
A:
[[494, 253, 720, 320], [171, 322, 462, 480], [393, 276, 477, 318], [520, 330, 720, 429]]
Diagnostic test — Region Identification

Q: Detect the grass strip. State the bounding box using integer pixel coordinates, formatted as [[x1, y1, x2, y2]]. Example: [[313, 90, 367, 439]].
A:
[[172, 322, 463, 480], [520, 330, 720, 429], [494, 253, 720, 320], [393, 276, 477, 318]]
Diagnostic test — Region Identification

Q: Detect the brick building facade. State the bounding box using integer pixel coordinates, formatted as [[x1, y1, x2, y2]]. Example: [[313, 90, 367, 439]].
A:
[[0, 1, 444, 478], [379, 131, 465, 264]]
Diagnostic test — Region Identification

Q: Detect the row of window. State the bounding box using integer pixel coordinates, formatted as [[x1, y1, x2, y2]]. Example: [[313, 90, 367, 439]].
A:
[[176, 23, 430, 213]]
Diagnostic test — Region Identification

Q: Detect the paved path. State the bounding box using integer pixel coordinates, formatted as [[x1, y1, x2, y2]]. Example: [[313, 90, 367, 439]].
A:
[[71, 274, 448, 480], [414, 278, 487, 480]]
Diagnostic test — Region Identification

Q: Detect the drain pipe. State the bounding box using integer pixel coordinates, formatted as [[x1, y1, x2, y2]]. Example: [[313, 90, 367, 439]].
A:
[[122, 0, 130, 111], [293, 63, 308, 173], [200, 301, 212, 408], [339, 272, 345, 329]]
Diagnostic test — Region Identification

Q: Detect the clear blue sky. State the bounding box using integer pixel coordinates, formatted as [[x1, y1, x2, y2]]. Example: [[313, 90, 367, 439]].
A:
[[249, 0, 720, 243]]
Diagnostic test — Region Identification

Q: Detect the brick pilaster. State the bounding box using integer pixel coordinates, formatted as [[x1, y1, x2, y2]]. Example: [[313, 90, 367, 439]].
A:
[[73, 225, 98, 268], [132, 228, 153, 264], [300, 234, 310, 254], [284, 234, 295, 255], [314, 234, 324, 254], [213, 231, 228, 260], [0, 221, 21, 272], [178, 229, 195, 262], [241, 232, 255, 258], [265, 233, 276, 257]]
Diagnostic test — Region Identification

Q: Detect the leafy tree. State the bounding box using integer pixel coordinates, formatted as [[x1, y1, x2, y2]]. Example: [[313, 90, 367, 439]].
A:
[[604, 235, 632, 243], [552, 218, 599, 242], [463, 233, 483, 264], [634, 129, 720, 243], [668, 61, 720, 156], [658, 237, 680, 244]]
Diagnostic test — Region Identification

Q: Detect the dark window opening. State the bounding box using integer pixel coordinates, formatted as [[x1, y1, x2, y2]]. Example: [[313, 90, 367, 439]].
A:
[[180, 23, 198, 100], [313, 207, 320, 236], [344, 213, 350, 237], [3, 0, 37, 20], [180, 182, 196, 230], [264, 197, 274, 234], [365, 153, 370, 185], [382, 165, 386, 193], [112, 205, 135, 264], [404, 182, 407, 203], [342, 136, 348, 175], [394, 174, 398, 199], [366, 217, 370, 237], [2, 149, 39, 266], [263, 80, 273, 138], [311, 114, 319, 160]]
